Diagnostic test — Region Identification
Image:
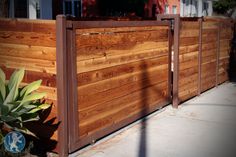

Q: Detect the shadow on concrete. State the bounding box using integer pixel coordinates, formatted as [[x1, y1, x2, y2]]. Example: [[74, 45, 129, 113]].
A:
[[138, 61, 167, 157], [138, 61, 148, 157]]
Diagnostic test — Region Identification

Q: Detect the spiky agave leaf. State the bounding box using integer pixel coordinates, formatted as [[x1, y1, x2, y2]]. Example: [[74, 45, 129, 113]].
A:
[[0, 68, 6, 102], [0, 68, 5, 84], [0, 68, 51, 137], [12, 92, 46, 112], [3, 68, 25, 114], [20, 80, 42, 98]]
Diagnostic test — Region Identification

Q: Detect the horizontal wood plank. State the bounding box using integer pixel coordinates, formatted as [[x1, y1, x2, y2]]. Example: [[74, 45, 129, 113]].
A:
[[0, 31, 56, 47]]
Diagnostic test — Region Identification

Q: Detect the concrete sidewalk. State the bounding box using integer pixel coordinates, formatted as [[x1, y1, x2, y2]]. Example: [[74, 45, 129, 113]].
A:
[[71, 82, 236, 157]]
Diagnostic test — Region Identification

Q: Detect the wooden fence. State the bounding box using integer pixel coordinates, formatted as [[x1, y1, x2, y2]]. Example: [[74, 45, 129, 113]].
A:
[[179, 20, 200, 101], [0, 19, 58, 148], [178, 17, 234, 102], [0, 16, 234, 156], [59, 19, 172, 153]]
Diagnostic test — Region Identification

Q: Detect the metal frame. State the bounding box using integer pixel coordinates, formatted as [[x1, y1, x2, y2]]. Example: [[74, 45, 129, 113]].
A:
[[56, 15, 69, 157], [71, 20, 170, 29], [157, 14, 180, 108], [56, 16, 172, 156], [168, 22, 173, 101], [63, 18, 172, 154], [66, 25, 78, 153], [198, 18, 203, 95], [55, 15, 234, 156], [216, 22, 221, 86]]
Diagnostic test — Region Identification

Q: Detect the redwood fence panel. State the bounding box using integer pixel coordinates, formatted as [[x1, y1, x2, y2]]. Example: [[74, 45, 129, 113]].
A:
[[176, 17, 234, 103], [0, 18, 58, 143], [69, 20, 172, 152], [0, 16, 234, 157], [201, 20, 218, 92], [179, 20, 200, 102], [218, 21, 234, 84]]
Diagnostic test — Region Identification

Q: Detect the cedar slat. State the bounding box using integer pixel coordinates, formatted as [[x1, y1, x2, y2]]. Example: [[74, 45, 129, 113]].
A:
[[0, 19, 57, 143], [78, 65, 168, 97], [0, 43, 56, 61], [180, 37, 199, 46], [77, 47, 168, 73], [76, 25, 169, 141], [77, 56, 168, 86], [77, 41, 169, 61], [78, 82, 168, 136], [0, 31, 56, 47], [78, 71, 168, 110]]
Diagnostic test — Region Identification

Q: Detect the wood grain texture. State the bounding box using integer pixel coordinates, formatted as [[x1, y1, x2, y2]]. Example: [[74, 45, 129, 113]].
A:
[[76, 26, 170, 143], [201, 21, 218, 92], [78, 81, 168, 137], [179, 21, 199, 101], [0, 31, 56, 47], [218, 22, 232, 84], [0, 19, 58, 142], [0, 18, 55, 33]]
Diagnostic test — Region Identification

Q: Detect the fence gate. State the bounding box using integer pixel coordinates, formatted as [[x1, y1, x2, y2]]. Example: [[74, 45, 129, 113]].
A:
[[56, 16, 173, 155]]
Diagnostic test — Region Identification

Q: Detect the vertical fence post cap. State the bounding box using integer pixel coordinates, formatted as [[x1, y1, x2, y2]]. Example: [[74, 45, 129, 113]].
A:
[[56, 14, 66, 20]]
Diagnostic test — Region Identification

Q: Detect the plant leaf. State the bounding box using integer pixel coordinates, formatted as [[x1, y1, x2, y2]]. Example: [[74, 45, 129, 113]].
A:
[[22, 116, 39, 122], [4, 69, 25, 106], [14, 127, 37, 137], [12, 92, 46, 112], [23, 104, 37, 109], [0, 74, 6, 101], [22, 92, 46, 104], [0, 68, 5, 84], [1, 103, 10, 116], [20, 80, 42, 97], [7, 70, 17, 91], [8, 68, 24, 100], [0, 96, 3, 105], [3, 85, 17, 114], [21, 113, 39, 122], [29, 104, 51, 113], [0, 115, 18, 122], [0, 132, 4, 144]]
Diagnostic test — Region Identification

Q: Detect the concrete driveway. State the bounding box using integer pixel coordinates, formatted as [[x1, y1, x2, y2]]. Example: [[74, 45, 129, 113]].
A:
[[71, 82, 236, 157]]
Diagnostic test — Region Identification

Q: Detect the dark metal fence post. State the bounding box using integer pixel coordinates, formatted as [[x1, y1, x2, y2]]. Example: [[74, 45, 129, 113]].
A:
[[172, 16, 180, 108], [216, 22, 221, 86], [56, 15, 69, 157], [198, 18, 203, 95], [168, 21, 173, 102], [66, 24, 79, 153], [156, 14, 180, 108]]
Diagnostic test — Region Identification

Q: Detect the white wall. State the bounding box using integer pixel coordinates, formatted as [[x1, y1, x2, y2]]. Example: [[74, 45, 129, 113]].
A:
[[208, 1, 213, 16], [198, 0, 203, 17], [29, 0, 39, 19], [181, 0, 214, 17], [180, 0, 184, 16]]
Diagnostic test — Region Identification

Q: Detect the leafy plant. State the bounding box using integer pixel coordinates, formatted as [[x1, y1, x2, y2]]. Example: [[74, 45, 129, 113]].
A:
[[213, 0, 236, 17], [0, 68, 50, 136]]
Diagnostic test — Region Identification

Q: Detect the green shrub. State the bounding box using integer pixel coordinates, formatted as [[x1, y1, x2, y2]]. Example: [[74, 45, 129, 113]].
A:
[[0, 68, 50, 138]]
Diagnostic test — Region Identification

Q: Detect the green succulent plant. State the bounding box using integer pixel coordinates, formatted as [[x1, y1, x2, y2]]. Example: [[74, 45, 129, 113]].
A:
[[0, 68, 50, 137]]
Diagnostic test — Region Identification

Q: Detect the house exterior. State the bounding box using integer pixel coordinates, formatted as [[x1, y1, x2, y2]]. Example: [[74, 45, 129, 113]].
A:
[[146, 0, 180, 16], [63, 0, 181, 18], [180, 0, 215, 17], [7, 0, 181, 20], [6, 0, 217, 19], [8, 0, 54, 19]]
